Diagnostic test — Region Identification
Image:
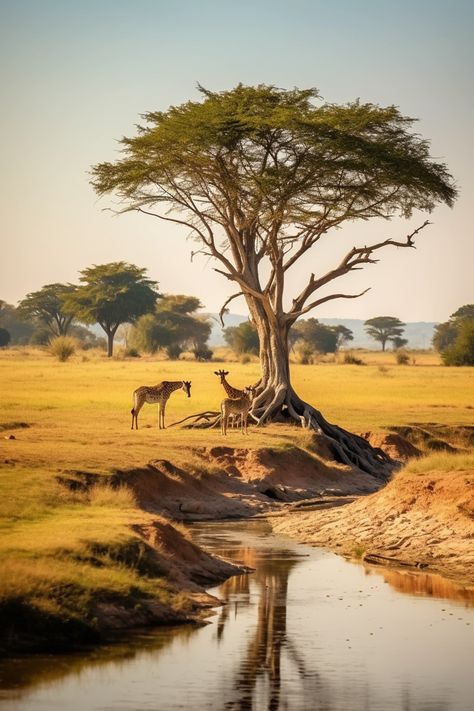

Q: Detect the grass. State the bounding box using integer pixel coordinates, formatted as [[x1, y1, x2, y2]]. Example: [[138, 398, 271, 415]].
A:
[[0, 346, 472, 647], [403, 451, 474, 475]]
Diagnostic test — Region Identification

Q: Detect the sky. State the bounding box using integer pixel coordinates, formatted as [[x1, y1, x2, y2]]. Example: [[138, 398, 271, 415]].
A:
[[1, 0, 473, 323]]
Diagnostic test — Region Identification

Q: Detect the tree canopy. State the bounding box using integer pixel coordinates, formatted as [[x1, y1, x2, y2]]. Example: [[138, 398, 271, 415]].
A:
[[131, 293, 212, 359], [18, 283, 77, 337], [290, 318, 339, 354], [433, 304, 474, 365], [224, 321, 260, 355], [65, 262, 159, 356], [364, 316, 406, 351]]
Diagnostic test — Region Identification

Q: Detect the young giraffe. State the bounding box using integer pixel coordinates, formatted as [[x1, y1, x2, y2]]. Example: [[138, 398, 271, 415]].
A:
[[221, 386, 256, 436], [214, 370, 244, 429], [131, 380, 191, 430]]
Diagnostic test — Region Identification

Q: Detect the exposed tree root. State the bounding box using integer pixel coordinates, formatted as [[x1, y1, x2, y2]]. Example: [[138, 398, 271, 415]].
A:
[[168, 386, 397, 480]]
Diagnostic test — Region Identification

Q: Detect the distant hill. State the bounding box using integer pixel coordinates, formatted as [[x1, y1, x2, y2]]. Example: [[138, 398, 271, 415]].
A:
[[205, 314, 437, 349]]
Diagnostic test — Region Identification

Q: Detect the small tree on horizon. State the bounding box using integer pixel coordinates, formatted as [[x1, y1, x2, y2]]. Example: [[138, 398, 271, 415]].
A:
[[224, 320, 259, 355], [18, 283, 77, 337], [433, 304, 474, 365], [65, 262, 159, 357], [364, 316, 406, 351], [91, 83, 456, 476]]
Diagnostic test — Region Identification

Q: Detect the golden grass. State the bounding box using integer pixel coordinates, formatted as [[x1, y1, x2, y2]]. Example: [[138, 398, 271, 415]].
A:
[[403, 451, 474, 475]]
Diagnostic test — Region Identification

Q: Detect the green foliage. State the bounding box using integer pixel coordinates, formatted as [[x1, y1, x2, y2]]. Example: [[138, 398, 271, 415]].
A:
[[64, 262, 159, 357], [130, 293, 212, 357], [18, 283, 77, 337], [433, 304, 474, 358], [392, 336, 408, 350], [364, 316, 406, 351], [0, 301, 35, 344], [291, 318, 338, 354], [49, 336, 77, 362], [0, 327, 11, 347], [442, 320, 474, 366], [224, 321, 259, 355], [333, 325, 354, 350]]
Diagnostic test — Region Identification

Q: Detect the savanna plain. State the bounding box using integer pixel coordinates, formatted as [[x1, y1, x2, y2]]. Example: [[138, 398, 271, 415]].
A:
[[1, 347, 473, 654]]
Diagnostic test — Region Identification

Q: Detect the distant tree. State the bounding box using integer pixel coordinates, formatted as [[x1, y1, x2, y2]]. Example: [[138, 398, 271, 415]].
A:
[[434, 305, 474, 365], [130, 294, 212, 359], [0, 328, 11, 347], [18, 283, 77, 337], [0, 301, 35, 344], [224, 321, 259, 355], [64, 262, 159, 357], [432, 321, 458, 352], [442, 320, 474, 366], [391, 336, 408, 350], [364, 316, 406, 351], [291, 318, 338, 354], [333, 325, 354, 350]]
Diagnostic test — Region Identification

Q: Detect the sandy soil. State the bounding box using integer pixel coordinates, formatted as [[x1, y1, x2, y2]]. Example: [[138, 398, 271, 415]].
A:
[[115, 443, 382, 521], [271, 467, 474, 586]]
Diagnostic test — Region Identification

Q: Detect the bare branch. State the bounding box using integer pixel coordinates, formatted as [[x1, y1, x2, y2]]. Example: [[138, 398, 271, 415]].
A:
[[219, 292, 244, 326], [288, 288, 371, 322], [288, 221, 431, 317]]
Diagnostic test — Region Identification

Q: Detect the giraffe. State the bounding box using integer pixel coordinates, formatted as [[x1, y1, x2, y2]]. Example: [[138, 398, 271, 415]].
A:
[[214, 369, 244, 428], [220, 386, 256, 436], [131, 380, 191, 430]]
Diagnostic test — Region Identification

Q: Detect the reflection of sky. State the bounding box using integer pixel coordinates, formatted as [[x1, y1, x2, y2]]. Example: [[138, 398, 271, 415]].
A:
[[1, 521, 473, 710], [0, 0, 473, 321]]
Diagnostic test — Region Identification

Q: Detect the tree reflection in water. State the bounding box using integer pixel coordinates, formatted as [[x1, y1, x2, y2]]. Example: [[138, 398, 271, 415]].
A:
[[212, 544, 328, 711]]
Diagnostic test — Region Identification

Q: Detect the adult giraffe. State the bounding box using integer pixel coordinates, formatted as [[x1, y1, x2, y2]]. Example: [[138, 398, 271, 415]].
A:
[[131, 380, 191, 430]]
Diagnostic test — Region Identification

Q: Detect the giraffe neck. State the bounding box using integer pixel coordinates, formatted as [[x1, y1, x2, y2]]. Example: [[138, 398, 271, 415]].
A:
[[165, 381, 184, 394], [222, 376, 242, 397]]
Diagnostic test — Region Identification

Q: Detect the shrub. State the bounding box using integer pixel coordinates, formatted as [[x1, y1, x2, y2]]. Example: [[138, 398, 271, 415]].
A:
[[124, 347, 141, 358], [193, 345, 213, 361], [442, 320, 474, 366], [49, 336, 77, 362], [240, 353, 251, 364], [166, 343, 183, 360], [295, 341, 314, 364], [0, 327, 11, 348], [343, 352, 365, 365], [396, 350, 410, 365]]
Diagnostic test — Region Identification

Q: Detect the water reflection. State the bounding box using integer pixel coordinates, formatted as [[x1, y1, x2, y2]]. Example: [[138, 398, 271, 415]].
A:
[[0, 521, 473, 711]]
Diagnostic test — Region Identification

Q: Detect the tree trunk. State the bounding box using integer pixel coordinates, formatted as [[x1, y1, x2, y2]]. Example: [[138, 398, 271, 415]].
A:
[[246, 296, 394, 480], [107, 330, 114, 357]]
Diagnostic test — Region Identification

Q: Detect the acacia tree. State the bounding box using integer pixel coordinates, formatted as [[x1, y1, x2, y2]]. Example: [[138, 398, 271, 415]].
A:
[[91, 85, 456, 475], [65, 262, 159, 356], [364, 316, 406, 351], [18, 283, 77, 337]]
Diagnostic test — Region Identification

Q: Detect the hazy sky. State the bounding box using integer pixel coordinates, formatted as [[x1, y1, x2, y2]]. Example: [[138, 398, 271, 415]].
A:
[[1, 0, 472, 322]]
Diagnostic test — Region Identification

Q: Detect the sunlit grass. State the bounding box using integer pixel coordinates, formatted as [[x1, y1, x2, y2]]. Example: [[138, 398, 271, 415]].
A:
[[0, 347, 471, 639], [403, 451, 474, 475]]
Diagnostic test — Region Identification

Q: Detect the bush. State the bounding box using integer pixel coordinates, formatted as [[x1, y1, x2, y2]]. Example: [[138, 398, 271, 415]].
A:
[[166, 343, 183, 360], [396, 350, 410, 365], [442, 320, 474, 365], [49, 336, 77, 362], [239, 353, 251, 364], [124, 347, 141, 358], [0, 327, 11, 348], [193, 345, 213, 361], [343, 352, 365, 365], [295, 341, 314, 364]]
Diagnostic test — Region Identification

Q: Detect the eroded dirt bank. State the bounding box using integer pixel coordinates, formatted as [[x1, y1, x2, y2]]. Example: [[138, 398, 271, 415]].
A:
[[0, 518, 244, 655], [271, 467, 474, 586]]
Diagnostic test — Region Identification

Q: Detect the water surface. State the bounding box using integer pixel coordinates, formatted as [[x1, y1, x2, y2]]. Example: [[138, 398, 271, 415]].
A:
[[1, 520, 473, 710]]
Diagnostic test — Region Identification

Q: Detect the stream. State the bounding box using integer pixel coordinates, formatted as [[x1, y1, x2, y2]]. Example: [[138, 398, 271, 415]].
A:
[[1, 519, 473, 711]]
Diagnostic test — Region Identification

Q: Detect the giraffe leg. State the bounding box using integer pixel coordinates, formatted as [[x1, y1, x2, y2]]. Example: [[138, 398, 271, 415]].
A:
[[161, 400, 167, 429], [131, 397, 144, 430]]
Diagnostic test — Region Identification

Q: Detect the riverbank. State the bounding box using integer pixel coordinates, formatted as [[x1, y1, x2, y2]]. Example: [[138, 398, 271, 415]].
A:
[[271, 451, 474, 586]]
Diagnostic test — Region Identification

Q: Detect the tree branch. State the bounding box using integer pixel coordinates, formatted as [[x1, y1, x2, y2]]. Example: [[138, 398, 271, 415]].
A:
[[219, 292, 244, 326]]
